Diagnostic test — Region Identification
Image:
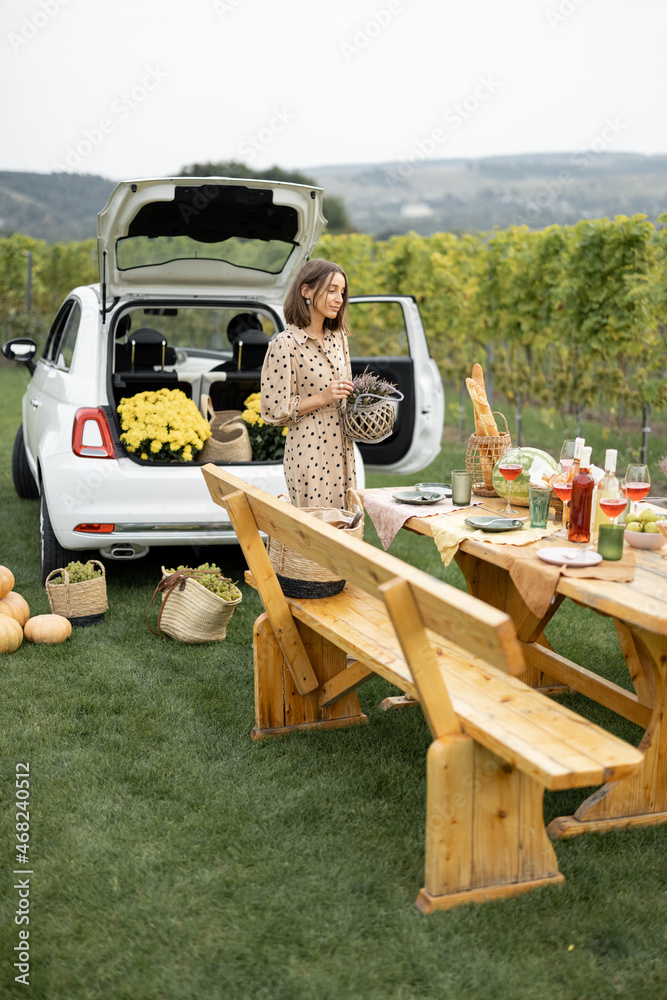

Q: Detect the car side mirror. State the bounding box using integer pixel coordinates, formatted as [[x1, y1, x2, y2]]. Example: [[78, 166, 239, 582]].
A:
[[2, 338, 38, 374]]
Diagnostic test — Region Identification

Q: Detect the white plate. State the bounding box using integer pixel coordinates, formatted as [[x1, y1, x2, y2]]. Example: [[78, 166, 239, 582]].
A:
[[536, 547, 603, 567]]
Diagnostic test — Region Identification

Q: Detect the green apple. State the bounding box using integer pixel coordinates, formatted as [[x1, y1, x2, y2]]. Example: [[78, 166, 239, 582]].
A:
[[644, 522, 661, 534], [625, 521, 643, 532], [625, 512, 641, 524], [638, 508, 659, 523]]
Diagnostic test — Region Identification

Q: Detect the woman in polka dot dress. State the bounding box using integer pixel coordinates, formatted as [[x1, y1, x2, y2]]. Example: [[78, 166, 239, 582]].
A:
[[260, 259, 357, 508]]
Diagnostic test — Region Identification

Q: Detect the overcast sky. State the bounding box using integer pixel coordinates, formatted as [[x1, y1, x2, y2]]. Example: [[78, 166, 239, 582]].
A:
[[2, 0, 666, 181]]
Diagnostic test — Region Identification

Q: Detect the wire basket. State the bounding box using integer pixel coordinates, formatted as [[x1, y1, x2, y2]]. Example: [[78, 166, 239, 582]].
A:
[[343, 389, 404, 444], [147, 568, 242, 643], [465, 412, 511, 497], [45, 560, 108, 627]]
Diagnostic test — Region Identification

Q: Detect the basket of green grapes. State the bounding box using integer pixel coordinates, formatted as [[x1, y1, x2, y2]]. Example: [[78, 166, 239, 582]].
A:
[[46, 560, 108, 627], [148, 562, 242, 643]]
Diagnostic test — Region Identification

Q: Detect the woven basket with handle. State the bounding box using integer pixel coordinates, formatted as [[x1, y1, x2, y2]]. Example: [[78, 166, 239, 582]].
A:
[[267, 489, 365, 598], [343, 389, 404, 444], [147, 567, 242, 643], [199, 394, 251, 463], [45, 560, 108, 627], [465, 412, 511, 497]]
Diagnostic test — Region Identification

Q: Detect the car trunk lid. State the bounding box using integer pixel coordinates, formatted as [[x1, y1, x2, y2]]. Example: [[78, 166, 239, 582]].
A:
[[97, 177, 326, 306]]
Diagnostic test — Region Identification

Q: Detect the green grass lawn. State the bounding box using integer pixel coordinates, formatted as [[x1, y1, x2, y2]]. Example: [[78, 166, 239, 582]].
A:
[[1, 363, 667, 1000]]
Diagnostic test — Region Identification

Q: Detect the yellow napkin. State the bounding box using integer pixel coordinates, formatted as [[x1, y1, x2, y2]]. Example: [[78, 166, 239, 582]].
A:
[[431, 510, 562, 567]]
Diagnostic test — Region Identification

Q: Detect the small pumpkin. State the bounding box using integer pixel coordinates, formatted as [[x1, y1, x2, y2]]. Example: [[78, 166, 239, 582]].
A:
[[0, 614, 23, 654], [0, 565, 14, 600], [0, 591, 30, 627], [24, 614, 72, 645]]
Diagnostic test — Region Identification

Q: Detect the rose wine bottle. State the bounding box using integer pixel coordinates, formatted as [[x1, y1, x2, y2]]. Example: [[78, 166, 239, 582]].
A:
[[568, 446, 594, 543]]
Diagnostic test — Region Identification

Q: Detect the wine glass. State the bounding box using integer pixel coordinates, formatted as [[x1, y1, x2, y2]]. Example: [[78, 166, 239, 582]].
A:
[[598, 483, 627, 526], [551, 471, 573, 537], [624, 464, 651, 516], [559, 439, 576, 475], [498, 446, 523, 516]]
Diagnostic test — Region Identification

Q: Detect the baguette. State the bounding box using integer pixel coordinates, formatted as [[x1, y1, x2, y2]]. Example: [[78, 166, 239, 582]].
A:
[[472, 362, 486, 395], [466, 377, 499, 437]]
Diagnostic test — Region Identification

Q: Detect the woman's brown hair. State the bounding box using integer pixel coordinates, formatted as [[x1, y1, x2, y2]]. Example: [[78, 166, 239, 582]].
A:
[[284, 259, 349, 332]]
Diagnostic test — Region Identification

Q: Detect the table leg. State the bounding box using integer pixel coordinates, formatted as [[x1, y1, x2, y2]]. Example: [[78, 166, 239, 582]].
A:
[[454, 550, 567, 692], [547, 628, 667, 837]]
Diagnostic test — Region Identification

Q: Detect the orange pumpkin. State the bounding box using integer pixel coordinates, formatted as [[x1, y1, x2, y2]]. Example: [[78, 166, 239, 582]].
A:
[[0, 614, 23, 653], [0, 591, 30, 627], [0, 565, 14, 600], [24, 614, 72, 644]]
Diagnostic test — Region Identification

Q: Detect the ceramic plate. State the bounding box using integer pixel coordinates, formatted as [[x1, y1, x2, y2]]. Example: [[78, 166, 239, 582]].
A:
[[536, 547, 603, 567], [464, 515, 525, 532], [415, 482, 453, 497], [392, 489, 448, 505]]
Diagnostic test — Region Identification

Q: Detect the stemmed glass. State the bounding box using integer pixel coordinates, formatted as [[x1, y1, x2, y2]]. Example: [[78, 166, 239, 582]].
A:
[[551, 470, 573, 538], [498, 446, 523, 517], [598, 484, 627, 525], [624, 464, 651, 516], [559, 440, 576, 475]]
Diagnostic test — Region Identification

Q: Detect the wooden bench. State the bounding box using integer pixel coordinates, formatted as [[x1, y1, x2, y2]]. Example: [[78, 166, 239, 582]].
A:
[[201, 465, 644, 913]]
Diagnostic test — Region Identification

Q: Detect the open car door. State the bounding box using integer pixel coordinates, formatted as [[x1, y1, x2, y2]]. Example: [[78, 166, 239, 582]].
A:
[[347, 296, 444, 474]]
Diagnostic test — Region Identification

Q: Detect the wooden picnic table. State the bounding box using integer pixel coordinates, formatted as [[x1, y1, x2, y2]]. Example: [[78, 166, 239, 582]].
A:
[[398, 494, 667, 839]]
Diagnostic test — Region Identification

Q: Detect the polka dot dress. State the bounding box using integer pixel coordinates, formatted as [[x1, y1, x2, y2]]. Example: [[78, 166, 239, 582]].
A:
[[260, 323, 357, 508]]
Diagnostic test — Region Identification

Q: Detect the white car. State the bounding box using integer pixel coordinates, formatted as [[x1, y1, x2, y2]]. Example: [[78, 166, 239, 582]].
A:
[[3, 177, 444, 582]]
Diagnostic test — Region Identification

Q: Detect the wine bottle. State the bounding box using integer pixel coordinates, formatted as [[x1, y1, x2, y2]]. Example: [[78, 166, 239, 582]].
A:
[[568, 437, 586, 483], [593, 449, 624, 535], [568, 446, 594, 543]]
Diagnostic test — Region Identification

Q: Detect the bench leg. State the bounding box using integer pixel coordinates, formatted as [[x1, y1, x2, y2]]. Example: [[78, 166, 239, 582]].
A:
[[416, 734, 564, 913], [252, 613, 368, 739]]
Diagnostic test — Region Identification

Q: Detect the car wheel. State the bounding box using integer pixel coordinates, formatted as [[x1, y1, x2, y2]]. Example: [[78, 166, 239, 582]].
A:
[[12, 425, 39, 499], [40, 492, 77, 584]]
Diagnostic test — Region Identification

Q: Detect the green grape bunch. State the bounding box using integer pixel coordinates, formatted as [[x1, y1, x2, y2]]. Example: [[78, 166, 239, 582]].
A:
[[163, 562, 241, 603], [51, 560, 103, 585]]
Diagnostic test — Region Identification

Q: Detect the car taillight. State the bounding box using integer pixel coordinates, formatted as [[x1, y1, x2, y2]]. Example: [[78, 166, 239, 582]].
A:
[[74, 524, 115, 533], [72, 408, 116, 458]]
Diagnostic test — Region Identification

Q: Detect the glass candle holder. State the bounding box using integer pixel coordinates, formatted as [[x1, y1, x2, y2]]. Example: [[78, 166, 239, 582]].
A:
[[528, 485, 552, 529], [450, 469, 473, 506], [597, 522, 625, 561]]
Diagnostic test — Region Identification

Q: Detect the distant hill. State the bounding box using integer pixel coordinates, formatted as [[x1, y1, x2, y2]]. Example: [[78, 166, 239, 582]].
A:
[[1, 152, 666, 242], [309, 152, 667, 237]]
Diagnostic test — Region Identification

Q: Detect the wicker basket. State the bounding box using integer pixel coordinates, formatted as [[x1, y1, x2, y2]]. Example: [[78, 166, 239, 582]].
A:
[[267, 490, 365, 598], [147, 568, 242, 643], [45, 560, 108, 627], [343, 389, 404, 444], [465, 412, 511, 497], [199, 395, 251, 462]]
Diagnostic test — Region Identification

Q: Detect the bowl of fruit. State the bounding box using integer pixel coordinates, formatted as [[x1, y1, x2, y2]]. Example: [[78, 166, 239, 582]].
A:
[[624, 509, 667, 550]]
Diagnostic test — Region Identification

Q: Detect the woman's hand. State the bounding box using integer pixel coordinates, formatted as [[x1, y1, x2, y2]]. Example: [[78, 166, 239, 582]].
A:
[[296, 378, 354, 416], [324, 378, 354, 405]]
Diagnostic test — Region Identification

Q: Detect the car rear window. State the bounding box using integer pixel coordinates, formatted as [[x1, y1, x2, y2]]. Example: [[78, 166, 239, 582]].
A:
[[116, 235, 295, 275]]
